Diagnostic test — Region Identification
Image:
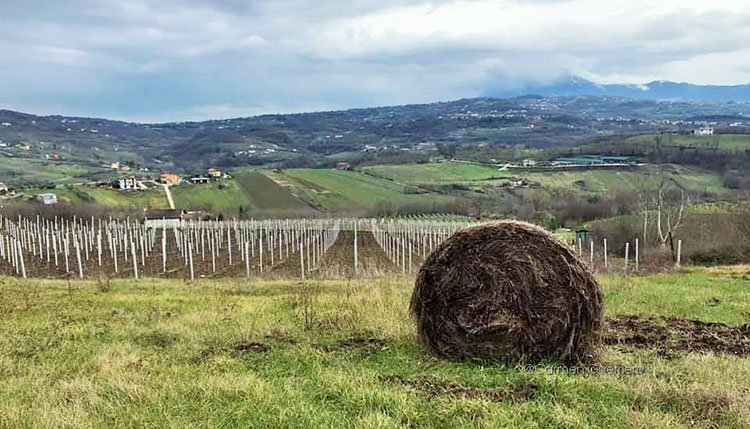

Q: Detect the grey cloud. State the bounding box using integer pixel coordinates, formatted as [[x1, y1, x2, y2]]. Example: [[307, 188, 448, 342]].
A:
[[0, 0, 749, 121]]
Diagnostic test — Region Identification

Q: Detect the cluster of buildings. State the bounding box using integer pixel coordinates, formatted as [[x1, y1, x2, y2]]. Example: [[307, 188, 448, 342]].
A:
[[515, 156, 638, 169], [112, 168, 225, 191]]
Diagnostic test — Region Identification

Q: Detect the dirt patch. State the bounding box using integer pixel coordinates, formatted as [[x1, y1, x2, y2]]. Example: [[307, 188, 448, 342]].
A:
[[604, 316, 750, 357], [383, 375, 540, 403], [233, 341, 271, 354]]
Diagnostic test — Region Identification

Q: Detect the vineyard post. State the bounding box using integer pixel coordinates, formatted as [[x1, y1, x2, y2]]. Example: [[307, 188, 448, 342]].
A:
[[625, 242, 630, 273], [113, 238, 118, 273], [188, 242, 194, 281], [18, 241, 26, 279], [245, 241, 250, 278], [259, 237, 263, 273], [635, 238, 639, 271], [354, 220, 358, 274], [603, 238, 608, 268], [131, 240, 138, 280], [75, 239, 83, 279], [300, 237, 305, 280]]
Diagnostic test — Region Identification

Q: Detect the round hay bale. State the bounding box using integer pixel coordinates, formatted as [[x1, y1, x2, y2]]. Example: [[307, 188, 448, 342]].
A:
[[410, 221, 602, 364]]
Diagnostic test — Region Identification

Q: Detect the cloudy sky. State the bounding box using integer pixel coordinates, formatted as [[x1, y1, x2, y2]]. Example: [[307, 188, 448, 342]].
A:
[[1, 0, 749, 122]]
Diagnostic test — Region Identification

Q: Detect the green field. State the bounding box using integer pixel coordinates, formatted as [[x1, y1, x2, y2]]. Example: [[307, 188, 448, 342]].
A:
[[0, 268, 749, 428], [0, 157, 95, 185], [362, 162, 508, 185], [25, 186, 170, 209], [523, 165, 727, 196], [626, 134, 750, 151], [269, 169, 454, 211]]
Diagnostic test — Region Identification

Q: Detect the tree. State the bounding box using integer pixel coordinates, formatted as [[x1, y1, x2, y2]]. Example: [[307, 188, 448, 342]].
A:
[[654, 180, 690, 260], [436, 143, 457, 159]]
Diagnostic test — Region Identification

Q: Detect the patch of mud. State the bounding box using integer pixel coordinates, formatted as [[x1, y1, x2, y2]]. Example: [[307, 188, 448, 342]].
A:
[[604, 316, 750, 358], [383, 375, 539, 403]]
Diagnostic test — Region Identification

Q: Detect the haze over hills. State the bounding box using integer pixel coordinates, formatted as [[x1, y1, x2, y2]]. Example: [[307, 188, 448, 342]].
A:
[[484, 77, 750, 103]]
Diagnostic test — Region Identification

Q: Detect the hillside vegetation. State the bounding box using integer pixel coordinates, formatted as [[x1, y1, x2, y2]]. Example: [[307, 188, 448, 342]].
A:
[[625, 134, 750, 151]]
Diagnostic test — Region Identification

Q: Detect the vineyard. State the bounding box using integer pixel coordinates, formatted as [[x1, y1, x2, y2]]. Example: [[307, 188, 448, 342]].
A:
[[0, 215, 476, 281]]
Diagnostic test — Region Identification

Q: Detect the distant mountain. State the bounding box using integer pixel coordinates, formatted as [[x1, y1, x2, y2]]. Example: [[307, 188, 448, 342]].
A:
[[484, 77, 750, 103]]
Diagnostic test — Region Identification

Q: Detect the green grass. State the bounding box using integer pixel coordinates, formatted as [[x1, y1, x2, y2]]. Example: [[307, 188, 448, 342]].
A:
[[271, 169, 454, 211], [25, 186, 170, 209], [626, 134, 750, 151], [0, 269, 749, 428], [0, 157, 94, 185], [362, 162, 508, 185], [523, 165, 727, 196], [171, 179, 253, 212]]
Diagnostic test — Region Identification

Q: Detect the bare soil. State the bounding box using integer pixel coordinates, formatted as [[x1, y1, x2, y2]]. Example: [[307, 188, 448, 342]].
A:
[[604, 316, 750, 358]]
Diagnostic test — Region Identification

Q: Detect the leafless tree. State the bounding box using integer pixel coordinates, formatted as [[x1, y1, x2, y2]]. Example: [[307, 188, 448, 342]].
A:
[[654, 180, 690, 260]]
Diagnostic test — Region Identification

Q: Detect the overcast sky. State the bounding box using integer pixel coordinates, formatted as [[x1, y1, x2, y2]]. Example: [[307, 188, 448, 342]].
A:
[[1, 0, 749, 122]]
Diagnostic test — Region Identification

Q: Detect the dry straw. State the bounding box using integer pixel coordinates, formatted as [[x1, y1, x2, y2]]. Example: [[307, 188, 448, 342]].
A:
[[410, 220, 602, 364]]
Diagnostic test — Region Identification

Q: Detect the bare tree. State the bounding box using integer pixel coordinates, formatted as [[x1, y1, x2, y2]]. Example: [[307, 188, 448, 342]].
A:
[[654, 180, 690, 260]]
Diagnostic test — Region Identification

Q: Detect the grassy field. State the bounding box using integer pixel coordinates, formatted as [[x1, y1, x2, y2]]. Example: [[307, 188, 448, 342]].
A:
[[0, 268, 749, 428], [268, 169, 454, 211], [0, 157, 94, 185], [523, 165, 728, 196], [362, 162, 508, 185], [24, 186, 170, 209], [626, 134, 750, 151]]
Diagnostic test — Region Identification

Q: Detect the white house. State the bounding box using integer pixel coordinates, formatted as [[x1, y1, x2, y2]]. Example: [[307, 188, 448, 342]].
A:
[[37, 193, 58, 205], [522, 159, 537, 167], [190, 176, 211, 184], [693, 126, 714, 136], [115, 177, 146, 190]]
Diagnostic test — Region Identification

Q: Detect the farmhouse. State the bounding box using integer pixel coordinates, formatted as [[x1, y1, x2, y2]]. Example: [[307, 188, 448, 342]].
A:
[[693, 126, 714, 136], [207, 168, 222, 178], [144, 209, 188, 229], [113, 176, 146, 191], [37, 193, 58, 205], [160, 173, 181, 185], [337, 162, 351, 170], [190, 176, 211, 184]]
